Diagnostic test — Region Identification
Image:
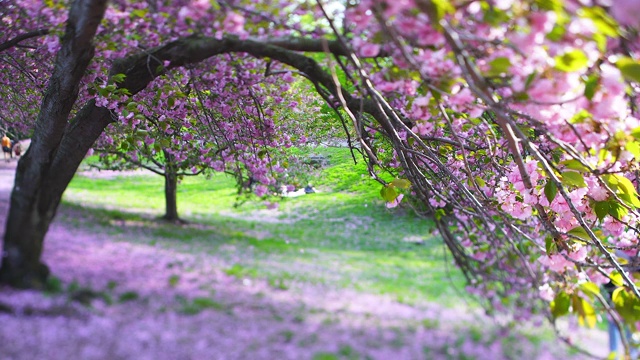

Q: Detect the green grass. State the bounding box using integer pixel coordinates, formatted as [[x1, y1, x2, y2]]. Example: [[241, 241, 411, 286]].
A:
[[62, 147, 465, 305], [177, 296, 227, 315]]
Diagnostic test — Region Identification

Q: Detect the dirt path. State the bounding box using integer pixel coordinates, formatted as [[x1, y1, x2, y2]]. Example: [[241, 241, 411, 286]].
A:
[[0, 162, 607, 359]]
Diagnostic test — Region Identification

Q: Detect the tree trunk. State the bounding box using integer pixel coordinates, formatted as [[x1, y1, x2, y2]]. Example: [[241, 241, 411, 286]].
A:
[[1, 103, 112, 287], [0, 0, 108, 288], [162, 150, 180, 222]]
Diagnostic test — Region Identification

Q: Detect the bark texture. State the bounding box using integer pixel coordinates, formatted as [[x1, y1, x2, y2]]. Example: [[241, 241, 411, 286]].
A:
[[162, 150, 179, 222], [0, 0, 109, 287]]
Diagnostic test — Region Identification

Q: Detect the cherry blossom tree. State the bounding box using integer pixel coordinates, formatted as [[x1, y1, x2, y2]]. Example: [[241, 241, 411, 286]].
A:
[[2, 0, 640, 355], [0, 0, 361, 288], [337, 0, 640, 354], [91, 54, 319, 221]]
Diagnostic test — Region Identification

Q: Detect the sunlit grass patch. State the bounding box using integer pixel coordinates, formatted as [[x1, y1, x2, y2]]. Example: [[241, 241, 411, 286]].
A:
[[62, 147, 466, 306]]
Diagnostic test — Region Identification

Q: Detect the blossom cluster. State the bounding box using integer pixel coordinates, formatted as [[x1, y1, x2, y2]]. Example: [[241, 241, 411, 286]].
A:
[[344, 0, 640, 332]]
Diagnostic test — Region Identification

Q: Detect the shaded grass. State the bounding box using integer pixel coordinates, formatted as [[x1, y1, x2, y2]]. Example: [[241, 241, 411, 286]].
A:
[[62, 147, 465, 305]]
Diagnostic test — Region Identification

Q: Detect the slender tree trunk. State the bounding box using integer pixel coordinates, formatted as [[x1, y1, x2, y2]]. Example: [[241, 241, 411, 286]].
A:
[[162, 150, 180, 222], [0, 0, 108, 288]]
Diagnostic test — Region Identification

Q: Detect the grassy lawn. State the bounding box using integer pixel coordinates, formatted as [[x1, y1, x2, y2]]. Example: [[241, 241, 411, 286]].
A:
[[62, 147, 466, 305]]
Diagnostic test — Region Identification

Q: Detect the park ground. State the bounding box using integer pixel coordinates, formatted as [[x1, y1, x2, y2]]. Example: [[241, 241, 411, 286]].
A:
[[0, 153, 610, 360]]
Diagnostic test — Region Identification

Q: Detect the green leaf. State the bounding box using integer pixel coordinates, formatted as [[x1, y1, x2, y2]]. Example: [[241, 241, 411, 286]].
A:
[[608, 200, 629, 219], [554, 49, 589, 72], [482, 3, 509, 27], [583, 74, 600, 100], [593, 200, 610, 221], [609, 272, 624, 287], [602, 174, 619, 191], [613, 174, 637, 196], [536, 0, 563, 12], [546, 24, 566, 41], [513, 92, 529, 101], [111, 73, 127, 83], [438, 145, 452, 156], [592, 32, 607, 53], [625, 141, 640, 158], [131, 9, 147, 18], [380, 185, 398, 202], [486, 57, 511, 77], [545, 235, 557, 255], [560, 159, 590, 172], [603, 174, 638, 210], [612, 287, 640, 323], [567, 226, 591, 242], [579, 7, 619, 37], [550, 291, 570, 319], [616, 57, 640, 83], [420, 0, 454, 24], [391, 178, 411, 189], [431, 0, 455, 21], [525, 72, 537, 89], [544, 180, 558, 203], [580, 282, 601, 299], [619, 192, 640, 209], [561, 171, 587, 188], [572, 294, 597, 328], [568, 109, 592, 124]]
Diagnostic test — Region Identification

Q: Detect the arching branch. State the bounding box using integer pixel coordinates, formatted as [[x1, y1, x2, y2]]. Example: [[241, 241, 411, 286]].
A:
[[0, 29, 50, 53]]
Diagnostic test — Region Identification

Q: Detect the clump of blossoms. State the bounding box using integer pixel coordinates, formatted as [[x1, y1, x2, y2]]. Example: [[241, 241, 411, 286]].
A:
[[0, 1, 68, 135], [83, 1, 317, 198], [341, 0, 640, 350]]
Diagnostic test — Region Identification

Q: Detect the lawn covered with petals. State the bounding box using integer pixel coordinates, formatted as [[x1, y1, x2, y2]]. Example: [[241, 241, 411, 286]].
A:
[[0, 150, 606, 359]]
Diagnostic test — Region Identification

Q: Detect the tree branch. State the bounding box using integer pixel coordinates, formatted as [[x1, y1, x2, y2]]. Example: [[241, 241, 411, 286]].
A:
[[259, 37, 389, 57], [0, 29, 50, 53]]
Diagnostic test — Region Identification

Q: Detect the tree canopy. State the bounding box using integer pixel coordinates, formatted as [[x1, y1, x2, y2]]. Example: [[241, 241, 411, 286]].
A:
[[2, 0, 640, 355]]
